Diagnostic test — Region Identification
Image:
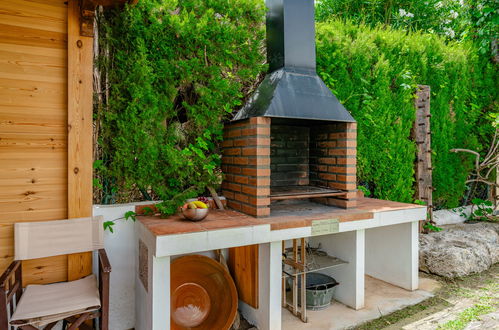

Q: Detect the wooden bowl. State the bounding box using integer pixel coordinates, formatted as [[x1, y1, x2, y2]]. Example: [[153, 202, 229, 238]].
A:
[[171, 283, 211, 327], [171, 255, 238, 330], [181, 208, 209, 221]]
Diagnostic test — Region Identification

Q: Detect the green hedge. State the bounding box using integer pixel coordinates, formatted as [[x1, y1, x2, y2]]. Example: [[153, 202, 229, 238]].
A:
[[96, 0, 265, 213], [316, 20, 497, 207], [97, 1, 496, 210]]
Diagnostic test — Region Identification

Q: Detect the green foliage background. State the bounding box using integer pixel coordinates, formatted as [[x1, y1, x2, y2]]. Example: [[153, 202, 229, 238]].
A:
[[96, 0, 497, 211], [96, 0, 266, 214], [316, 20, 497, 207], [316, 0, 499, 55]]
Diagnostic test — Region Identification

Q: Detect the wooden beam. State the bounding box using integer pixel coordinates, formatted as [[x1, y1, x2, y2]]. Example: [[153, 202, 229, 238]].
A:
[[67, 0, 94, 281], [79, 0, 139, 36], [80, 0, 97, 37]]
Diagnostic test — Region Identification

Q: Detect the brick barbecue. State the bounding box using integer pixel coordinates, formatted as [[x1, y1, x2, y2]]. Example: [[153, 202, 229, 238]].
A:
[[222, 118, 357, 217], [222, 0, 357, 217]]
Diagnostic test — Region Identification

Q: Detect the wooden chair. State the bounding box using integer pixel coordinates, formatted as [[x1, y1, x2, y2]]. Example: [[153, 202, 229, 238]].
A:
[[0, 216, 111, 330]]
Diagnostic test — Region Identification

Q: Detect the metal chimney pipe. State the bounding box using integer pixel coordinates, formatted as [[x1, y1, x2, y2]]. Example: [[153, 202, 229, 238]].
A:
[[266, 0, 316, 72]]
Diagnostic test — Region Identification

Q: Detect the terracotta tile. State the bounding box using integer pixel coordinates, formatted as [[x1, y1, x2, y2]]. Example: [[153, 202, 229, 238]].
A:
[[200, 217, 253, 231], [337, 211, 373, 222], [139, 215, 205, 235], [267, 217, 308, 230], [356, 198, 426, 212], [139, 198, 424, 237]]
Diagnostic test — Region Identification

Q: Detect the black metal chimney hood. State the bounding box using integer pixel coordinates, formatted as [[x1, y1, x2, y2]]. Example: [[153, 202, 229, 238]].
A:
[[233, 0, 355, 123]]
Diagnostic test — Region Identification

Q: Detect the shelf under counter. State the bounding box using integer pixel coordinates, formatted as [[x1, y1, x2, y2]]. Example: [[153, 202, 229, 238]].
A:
[[282, 253, 348, 278]]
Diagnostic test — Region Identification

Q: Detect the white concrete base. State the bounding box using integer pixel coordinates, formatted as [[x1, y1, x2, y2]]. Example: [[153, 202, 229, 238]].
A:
[[282, 276, 434, 330], [365, 221, 419, 291], [135, 249, 170, 330], [310, 230, 365, 310], [96, 199, 425, 330], [239, 242, 282, 330]]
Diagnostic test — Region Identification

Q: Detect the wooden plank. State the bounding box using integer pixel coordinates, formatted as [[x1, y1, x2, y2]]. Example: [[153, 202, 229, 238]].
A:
[[0, 208, 67, 223], [0, 42, 67, 59], [0, 132, 66, 150], [22, 255, 68, 285], [13, 0, 68, 8], [67, 0, 94, 281], [0, 147, 67, 160], [0, 224, 14, 274], [0, 181, 66, 195], [0, 49, 66, 84], [0, 177, 66, 216], [0, 1, 67, 33], [0, 23, 66, 49], [0, 78, 66, 109], [228, 245, 259, 308], [2, 0, 68, 13], [67, 252, 92, 281], [0, 167, 65, 180]]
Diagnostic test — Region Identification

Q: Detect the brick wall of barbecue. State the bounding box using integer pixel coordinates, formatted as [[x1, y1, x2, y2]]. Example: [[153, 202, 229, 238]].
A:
[[270, 125, 310, 187], [310, 122, 357, 208], [221, 117, 271, 217]]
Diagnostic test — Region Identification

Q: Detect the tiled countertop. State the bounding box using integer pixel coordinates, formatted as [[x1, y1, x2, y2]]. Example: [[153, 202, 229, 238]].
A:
[[139, 198, 424, 237]]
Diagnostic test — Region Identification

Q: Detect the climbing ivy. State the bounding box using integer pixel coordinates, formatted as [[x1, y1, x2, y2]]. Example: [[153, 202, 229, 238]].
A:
[[95, 0, 266, 214]]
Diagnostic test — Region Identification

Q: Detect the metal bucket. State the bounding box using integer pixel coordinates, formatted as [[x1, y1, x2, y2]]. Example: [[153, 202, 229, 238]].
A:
[[288, 273, 339, 310]]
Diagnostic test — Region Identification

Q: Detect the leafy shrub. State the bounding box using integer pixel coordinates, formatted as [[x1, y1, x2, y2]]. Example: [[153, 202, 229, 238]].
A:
[[316, 20, 497, 207], [316, 0, 499, 55], [95, 0, 266, 214], [468, 198, 497, 221]]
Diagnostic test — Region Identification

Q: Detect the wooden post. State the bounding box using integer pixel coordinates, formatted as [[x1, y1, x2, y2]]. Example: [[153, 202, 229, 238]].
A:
[[67, 0, 94, 281], [493, 155, 498, 210], [413, 85, 433, 224]]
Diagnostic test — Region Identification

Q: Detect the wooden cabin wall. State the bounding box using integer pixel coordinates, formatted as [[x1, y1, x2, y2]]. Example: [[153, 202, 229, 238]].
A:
[[0, 0, 93, 285]]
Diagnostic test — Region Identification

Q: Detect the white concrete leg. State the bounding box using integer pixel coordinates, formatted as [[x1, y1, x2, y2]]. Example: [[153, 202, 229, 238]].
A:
[[310, 230, 365, 310], [152, 256, 170, 330], [139, 253, 170, 330], [239, 241, 282, 330], [365, 221, 419, 291]]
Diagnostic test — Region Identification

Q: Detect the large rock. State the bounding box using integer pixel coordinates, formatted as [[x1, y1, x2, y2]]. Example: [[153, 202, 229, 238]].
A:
[[419, 222, 499, 278]]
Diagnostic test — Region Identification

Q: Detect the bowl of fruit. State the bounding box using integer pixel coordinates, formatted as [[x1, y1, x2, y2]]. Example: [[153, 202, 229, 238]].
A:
[[181, 200, 210, 221]]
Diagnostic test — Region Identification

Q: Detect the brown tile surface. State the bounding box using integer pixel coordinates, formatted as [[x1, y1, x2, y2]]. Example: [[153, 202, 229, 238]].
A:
[[140, 209, 254, 236], [140, 216, 206, 235], [356, 198, 426, 212], [139, 198, 424, 237], [197, 210, 255, 230], [264, 210, 374, 230]]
